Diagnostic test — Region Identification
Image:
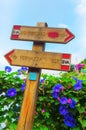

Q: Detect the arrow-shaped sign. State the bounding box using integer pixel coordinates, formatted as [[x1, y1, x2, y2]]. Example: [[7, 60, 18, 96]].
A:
[[11, 25, 75, 43], [5, 49, 71, 71]]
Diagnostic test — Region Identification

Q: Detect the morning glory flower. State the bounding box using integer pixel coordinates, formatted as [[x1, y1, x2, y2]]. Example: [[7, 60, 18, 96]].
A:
[[72, 76, 83, 91], [64, 114, 76, 128], [60, 97, 68, 105], [21, 83, 26, 91], [7, 88, 17, 97], [69, 99, 76, 109], [64, 112, 73, 119], [59, 105, 68, 115], [74, 81, 83, 91], [5, 66, 12, 72], [52, 84, 63, 93], [40, 78, 45, 84], [52, 92, 59, 99], [21, 67, 28, 71], [17, 69, 22, 75]]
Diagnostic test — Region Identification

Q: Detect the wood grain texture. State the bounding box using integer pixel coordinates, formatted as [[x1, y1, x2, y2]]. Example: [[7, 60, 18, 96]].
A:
[[17, 22, 47, 130], [10, 49, 62, 70], [11, 24, 74, 43]]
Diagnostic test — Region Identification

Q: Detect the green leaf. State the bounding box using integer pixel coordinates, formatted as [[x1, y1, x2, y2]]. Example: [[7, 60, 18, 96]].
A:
[[9, 123, 17, 130], [72, 127, 80, 130], [78, 107, 85, 113], [82, 120, 86, 127], [40, 126, 48, 130], [44, 112, 50, 118]]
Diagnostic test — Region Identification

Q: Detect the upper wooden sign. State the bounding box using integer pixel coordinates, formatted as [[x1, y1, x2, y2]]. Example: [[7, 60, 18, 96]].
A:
[[5, 49, 71, 71], [11, 25, 75, 43]]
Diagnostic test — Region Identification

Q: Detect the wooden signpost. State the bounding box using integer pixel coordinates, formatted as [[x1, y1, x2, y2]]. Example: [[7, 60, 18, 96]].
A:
[[5, 22, 75, 130], [5, 49, 71, 71], [11, 25, 74, 43]]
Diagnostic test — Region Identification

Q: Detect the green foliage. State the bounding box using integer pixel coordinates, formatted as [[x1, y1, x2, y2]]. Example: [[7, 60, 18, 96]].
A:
[[0, 69, 25, 130], [80, 58, 86, 64], [0, 67, 86, 130]]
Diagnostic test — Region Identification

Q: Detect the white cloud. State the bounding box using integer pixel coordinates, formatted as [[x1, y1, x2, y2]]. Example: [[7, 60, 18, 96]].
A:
[[75, 0, 86, 16], [57, 23, 68, 28], [71, 53, 83, 64], [73, 0, 86, 49]]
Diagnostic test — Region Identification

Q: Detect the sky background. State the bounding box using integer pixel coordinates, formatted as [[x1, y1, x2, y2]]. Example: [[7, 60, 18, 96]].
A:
[[0, 0, 86, 74]]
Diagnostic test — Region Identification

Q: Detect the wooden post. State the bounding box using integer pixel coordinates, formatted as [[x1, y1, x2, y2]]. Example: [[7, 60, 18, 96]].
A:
[[17, 22, 48, 130]]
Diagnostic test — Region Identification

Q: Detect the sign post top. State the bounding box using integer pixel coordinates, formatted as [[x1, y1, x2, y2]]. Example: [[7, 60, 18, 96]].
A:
[[11, 25, 75, 44]]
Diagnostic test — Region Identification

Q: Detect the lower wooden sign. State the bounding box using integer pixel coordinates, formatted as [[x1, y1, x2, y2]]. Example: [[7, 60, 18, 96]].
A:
[[5, 49, 71, 71]]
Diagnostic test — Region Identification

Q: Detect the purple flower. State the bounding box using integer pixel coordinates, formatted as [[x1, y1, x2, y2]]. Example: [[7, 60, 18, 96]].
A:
[[72, 76, 78, 81], [69, 99, 76, 109], [17, 69, 22, 75], [21, 83, 26, 91], [7, 88, 17, 97], [5, 66, 12, 72], [64, 112, 73, 119], [73, 77, 83, 91], [52, 92, 59, 99], [74, 81, 82, 91], [59, 106, 68, 115], [21, 67, 28, 71], [40, 78, 45, 83], [52, 84, 63, 93], [75, 64, 84, 71], [60, 97, 68, 105], [64, 113, 76, 128]]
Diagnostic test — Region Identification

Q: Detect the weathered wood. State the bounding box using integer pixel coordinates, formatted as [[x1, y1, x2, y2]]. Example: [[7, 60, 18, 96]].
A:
[[5, 49, 71, 71], [17, 22, 47, 130], [7, 49, 71, 71], [11, 24, 74, 43]]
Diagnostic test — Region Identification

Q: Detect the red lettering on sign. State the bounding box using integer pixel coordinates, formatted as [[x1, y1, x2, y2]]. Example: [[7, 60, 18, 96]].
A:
[[48, 32, 59, 38]]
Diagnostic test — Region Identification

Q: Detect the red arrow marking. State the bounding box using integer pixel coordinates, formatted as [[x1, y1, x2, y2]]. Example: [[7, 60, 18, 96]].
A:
[[48, 32, 59, 38], [4, 50, 14, 64], [64, 29, 75, 43]]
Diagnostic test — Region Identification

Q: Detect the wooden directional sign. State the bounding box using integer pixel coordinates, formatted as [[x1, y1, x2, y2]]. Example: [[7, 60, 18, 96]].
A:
[[5, 49, 71, 71], [11, 25, 75, 43], [4, 22, 75, 130]]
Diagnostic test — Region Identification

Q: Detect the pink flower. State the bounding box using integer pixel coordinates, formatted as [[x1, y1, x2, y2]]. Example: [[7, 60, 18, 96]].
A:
[[41, 109, 45, 113], [84, 111, 86, 114], [61, 87, 65, 92], [34, 111, 38, 114], [67, 98, 72, 104], [57, 97, 60, 101], [24, 78, 27, 83]]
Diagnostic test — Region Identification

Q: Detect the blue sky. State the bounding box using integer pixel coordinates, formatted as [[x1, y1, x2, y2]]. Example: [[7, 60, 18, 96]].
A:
[[0, 0, 86, 73]]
